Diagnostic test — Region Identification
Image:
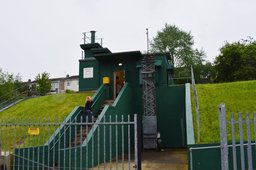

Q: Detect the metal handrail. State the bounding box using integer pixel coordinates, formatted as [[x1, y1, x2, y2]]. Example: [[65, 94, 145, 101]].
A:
[[0, 92, 26, 106]]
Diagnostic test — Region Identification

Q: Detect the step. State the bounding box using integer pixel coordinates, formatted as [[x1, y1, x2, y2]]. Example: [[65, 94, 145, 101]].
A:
[[97, 100, 114, 115], [104, 100, 114, 105], [44, 166, 58, 170], [70, 125, 94, 147], [76, 133, 87, 139], [70, 140, 83, 147]]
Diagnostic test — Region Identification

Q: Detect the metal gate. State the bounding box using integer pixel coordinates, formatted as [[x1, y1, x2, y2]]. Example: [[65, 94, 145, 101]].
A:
[[219, 104, 256, 170], [0, 114, 139, 170]]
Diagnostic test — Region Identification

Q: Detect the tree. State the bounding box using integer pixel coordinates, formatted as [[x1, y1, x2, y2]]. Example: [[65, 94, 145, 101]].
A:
[[35, 72, 51, 95], [214, 39, 256, 82], [151, 24, 214, 83], [0, 69, 24, 104], [193, 62, 216, 83], [151, 23, 205, 67]]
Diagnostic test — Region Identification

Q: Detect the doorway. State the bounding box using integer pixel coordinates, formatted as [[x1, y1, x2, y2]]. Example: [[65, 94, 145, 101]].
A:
[[114, 70, 125, 99]]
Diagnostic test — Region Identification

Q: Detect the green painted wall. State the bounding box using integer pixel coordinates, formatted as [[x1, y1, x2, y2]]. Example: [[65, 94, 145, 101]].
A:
[[79, 58, 99, 91], [104, 83, 133, 115], [156, 85, 186, 148], [188, 144, 221, 170], [59, 83, 135, 168], [81, 53, 186, 149], [154, 55, 170, 86], [188, 143, 256, 170], [91, 84, 109, 115], [86, 83, 134, 167], [14, 107, 84, 169], [122, 60, 142, 115], [98, 60, 117, 99], [14, 82, 188, 169], [98, 57, 142, 100]]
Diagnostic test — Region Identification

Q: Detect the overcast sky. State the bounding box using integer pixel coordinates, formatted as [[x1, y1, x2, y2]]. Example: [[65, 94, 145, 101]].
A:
[[0, 0, 255, 81]]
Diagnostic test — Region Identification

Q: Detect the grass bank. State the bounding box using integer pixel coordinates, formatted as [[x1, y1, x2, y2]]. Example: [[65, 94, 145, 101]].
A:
[[0, 92, 93, 120], [0, 92, 93, 150], [192, 80, 256, 143]]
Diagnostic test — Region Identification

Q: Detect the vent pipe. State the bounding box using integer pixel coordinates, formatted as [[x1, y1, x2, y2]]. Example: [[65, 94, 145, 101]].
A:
[[90, 30, 96, 44]]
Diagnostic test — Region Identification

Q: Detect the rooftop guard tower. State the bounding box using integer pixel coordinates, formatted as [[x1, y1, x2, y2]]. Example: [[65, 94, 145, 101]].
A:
[[79, 31, 188, 149]]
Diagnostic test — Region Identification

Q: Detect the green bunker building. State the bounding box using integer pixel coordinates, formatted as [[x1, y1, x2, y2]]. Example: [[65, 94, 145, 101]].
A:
[[79, 31, 190, 149], [13, 31, 194, 170]]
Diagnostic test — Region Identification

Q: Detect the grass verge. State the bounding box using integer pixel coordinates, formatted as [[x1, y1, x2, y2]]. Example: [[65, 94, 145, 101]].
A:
[[192, 80, 256, 143], [0, 92, 93, 150]]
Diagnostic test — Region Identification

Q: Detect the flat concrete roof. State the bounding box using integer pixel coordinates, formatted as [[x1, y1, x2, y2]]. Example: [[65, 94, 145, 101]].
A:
[[94, 51, 142, 61]]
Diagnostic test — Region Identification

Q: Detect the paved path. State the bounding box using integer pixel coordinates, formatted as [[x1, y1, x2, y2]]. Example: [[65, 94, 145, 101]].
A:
[[141, 148, 188, 170], [95, 148, 188, 170]]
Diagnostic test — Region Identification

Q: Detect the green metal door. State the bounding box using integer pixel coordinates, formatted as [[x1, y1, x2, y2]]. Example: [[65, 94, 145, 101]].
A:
[[157, 85, 187, 148]]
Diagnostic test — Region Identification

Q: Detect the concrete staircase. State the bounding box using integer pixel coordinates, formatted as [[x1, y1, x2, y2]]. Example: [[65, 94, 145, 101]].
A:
[[70, 125, 92, 147], [70, 100, 114, 147], [96, 99, 114, 116]]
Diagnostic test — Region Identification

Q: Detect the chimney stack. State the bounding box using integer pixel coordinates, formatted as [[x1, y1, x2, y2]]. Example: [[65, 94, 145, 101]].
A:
[[90, 30, 96, 44]]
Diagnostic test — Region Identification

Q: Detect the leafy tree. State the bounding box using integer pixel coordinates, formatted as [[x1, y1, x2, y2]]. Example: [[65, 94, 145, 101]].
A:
[[151, 23, 205, 67], [0, 69, 24, 104], [151, 24, 215, 83], [35, 72, 51, 95], [194, 62, 216, 83], [214, 39, 256, 82]]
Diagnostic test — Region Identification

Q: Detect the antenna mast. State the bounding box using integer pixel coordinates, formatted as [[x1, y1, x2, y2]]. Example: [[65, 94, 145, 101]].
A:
[[142, 28, 158, 149], [82, 32, 86, 44], [146, 28, 149, 53]]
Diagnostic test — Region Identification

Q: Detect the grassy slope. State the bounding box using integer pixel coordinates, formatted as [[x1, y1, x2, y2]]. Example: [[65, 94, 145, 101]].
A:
[[0, 92, 93, 120], [0, 92, 93, 149], [192, 80, 256, 143]]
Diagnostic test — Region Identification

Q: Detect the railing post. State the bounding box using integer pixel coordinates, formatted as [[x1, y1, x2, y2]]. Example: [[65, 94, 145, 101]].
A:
[[246, 113, 253, 170], [219, 103, 229, 170], [238, 113, 245, 170], [254, 113, 256, 157], [137, 114, 142, 170], [134, 114, 138, 170], [189, 148, 193, 170], [231, 113, 237, 170], [134, 114, 141, 170]]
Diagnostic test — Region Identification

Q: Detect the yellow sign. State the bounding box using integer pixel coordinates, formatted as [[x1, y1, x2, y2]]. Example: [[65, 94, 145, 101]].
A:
[[103, 77, 110, 84], [28, 128, 40, 135]]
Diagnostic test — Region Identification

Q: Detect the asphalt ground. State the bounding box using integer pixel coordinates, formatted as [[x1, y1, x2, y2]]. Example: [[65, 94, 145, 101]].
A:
[[141, 148, 188, 170], [94, 148, 188, 170]]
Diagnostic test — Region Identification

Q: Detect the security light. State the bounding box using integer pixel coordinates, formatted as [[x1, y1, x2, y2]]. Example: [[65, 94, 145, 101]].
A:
[[118, 63, 123, 66]]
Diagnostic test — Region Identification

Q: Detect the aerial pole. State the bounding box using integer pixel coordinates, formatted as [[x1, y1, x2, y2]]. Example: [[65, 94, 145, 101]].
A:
[[82, 32, 86, 44], [146, 28, 149, 54], [100, 38, 103, 46]]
